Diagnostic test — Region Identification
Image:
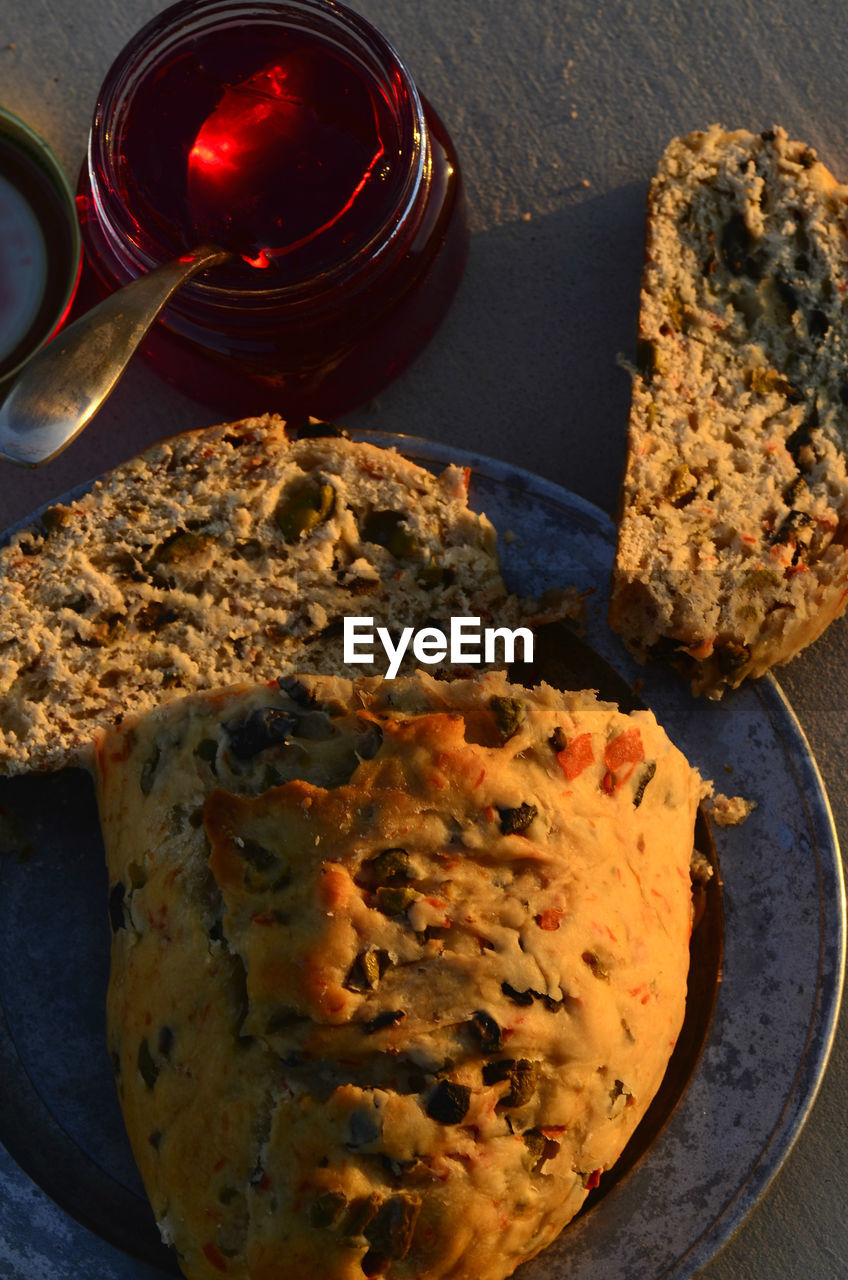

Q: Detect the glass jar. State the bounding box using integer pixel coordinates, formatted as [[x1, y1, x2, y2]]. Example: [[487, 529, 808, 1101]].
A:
[[77, 0, 468, 421]]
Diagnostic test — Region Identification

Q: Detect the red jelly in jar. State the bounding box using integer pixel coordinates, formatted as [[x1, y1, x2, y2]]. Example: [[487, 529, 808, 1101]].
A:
[[78, 0, 468, 420]]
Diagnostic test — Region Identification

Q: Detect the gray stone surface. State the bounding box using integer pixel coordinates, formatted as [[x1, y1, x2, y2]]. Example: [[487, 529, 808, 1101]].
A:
[[0, 1, 846, 1277]]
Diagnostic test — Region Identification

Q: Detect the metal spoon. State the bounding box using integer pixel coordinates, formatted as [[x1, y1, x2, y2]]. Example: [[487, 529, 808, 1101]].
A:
[[0, 243, 231, 468]]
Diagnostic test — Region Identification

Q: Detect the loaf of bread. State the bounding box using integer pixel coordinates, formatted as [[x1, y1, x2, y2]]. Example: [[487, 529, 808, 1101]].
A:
[[610, 125, 848, 696], [0, 416, 536, 774], [94, 669, 702, 1280]]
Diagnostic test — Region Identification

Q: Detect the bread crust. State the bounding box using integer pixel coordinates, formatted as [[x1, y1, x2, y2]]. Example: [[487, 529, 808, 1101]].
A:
[[95, 670, 701, 1280]]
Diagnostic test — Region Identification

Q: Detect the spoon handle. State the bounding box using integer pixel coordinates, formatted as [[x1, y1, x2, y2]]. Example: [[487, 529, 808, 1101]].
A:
[[0, 244, 231, 468]]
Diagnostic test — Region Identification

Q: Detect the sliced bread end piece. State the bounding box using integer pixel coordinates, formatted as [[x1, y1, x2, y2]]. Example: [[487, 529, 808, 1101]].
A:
[[610, 125, 848, 696], [0, 416, 542, 774]]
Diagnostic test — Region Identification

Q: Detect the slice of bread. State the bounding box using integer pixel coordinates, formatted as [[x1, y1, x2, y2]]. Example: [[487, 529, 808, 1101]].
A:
[[610, 125, 848, 697], [94, 670, 701, 1280], [0, 416, 536, 774]]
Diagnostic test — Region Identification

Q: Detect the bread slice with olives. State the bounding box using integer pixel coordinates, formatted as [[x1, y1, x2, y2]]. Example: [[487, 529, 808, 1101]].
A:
[[0, 415, 538, 774], [610, 125, 848, 696], [94, 669, 702, 1280]]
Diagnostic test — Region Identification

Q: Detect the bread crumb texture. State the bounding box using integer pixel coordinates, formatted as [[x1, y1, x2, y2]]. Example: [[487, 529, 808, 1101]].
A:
[[0, 417, 547, 775], [610, 126, 848, 696], [706, 790, 757, 827], [95, 670, 701, 1280]]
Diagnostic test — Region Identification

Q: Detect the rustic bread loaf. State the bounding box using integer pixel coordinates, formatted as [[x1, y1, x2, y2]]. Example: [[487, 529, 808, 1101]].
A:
[[0, 416, 534, 774], [610, 125, 848, 696], [94, 669, 702, 1280]]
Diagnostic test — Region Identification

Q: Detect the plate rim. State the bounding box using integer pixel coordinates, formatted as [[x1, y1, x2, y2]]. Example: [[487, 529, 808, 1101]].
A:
[[0, 426, 844, 1280], [358, 429, 847, 1276]]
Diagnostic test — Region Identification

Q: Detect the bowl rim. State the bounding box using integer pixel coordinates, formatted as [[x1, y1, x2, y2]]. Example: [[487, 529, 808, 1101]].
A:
[[0, 105, 82, 388]]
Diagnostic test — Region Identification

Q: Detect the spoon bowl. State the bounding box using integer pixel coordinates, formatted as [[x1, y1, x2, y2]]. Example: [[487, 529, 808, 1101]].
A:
[[0, 243, 231, 468]]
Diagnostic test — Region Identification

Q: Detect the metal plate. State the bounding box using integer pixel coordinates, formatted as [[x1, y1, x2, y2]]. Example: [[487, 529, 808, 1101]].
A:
[[0, 434, 843, 1280]]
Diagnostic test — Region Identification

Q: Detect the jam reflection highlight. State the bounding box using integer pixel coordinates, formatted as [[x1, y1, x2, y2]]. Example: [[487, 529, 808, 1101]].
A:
[[187, 45, 395, 270]]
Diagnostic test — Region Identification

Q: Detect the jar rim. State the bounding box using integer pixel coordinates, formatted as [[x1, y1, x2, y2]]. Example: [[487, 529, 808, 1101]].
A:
[[86, 0, 429, 303]]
